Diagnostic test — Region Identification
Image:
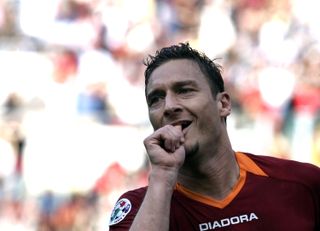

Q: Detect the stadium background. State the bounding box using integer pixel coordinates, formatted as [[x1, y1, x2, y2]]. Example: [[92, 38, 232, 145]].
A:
[[0, 0, 319, 230]]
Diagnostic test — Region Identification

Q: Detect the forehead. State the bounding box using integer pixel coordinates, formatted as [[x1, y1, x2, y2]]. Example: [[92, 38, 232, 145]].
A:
[[146, 59, 208, 92]]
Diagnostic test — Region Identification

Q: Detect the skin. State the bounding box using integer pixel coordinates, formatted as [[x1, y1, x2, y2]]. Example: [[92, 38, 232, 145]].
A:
[[129, 59, 239, 231]]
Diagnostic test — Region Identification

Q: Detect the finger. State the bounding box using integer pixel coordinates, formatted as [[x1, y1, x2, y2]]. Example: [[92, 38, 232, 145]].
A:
[[164, 125, 183, 152], [164, 138, 174, 153], [173, 125, 184, 149]]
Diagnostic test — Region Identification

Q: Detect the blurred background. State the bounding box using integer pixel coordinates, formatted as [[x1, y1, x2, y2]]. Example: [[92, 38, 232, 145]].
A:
[[0, 0, 319, 230]]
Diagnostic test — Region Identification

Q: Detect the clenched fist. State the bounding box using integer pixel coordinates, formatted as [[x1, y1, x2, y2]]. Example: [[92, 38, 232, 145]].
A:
[[144, 125, 186, 183]]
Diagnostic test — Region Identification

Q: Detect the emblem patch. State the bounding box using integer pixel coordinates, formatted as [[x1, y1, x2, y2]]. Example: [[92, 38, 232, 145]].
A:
[[109, 198, 132, 226]]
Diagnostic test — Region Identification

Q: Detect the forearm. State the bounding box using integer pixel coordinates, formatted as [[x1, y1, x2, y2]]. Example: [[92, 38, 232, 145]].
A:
[[129, 169, 177, 231], [129, 124, 185, 230]]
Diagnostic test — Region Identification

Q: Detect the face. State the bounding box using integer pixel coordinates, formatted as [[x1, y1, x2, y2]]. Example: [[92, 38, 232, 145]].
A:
[[146, 59, 231, 157]]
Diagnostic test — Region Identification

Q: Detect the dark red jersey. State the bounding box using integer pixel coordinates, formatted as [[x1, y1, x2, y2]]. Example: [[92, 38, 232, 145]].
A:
[[109, 152, 320, 230]]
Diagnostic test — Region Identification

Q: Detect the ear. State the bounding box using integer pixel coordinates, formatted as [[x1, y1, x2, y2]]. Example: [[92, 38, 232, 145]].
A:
[[217, 92, 231, 117]]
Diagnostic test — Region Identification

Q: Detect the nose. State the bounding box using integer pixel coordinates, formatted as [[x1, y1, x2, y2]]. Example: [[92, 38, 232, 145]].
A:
[[164, 93, 182, 117]]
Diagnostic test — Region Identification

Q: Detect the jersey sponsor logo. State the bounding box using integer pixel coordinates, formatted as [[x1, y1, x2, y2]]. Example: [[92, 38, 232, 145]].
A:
[[199, 212, 259, 230], [109, 198, 132, 226]]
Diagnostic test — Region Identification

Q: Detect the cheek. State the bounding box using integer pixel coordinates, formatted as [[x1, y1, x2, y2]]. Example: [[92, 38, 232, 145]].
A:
[[196, 102, 218, 129], [149, 111, 160, 129]]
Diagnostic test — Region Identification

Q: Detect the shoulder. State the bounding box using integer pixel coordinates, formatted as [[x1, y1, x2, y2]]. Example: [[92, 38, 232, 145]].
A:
[[243, 152, 320, 189], [112, 186, 147, 211]]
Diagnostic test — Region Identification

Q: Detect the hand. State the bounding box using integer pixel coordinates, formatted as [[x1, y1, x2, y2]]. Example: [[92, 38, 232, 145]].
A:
[[144, 125, 185, 174]]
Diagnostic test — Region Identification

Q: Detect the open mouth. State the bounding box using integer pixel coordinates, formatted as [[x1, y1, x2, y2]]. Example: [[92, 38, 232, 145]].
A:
[[181, 121, 192, 130]]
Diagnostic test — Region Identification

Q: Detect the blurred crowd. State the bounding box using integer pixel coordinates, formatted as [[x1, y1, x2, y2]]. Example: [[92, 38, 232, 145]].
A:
[[0, 0, 319, 230]]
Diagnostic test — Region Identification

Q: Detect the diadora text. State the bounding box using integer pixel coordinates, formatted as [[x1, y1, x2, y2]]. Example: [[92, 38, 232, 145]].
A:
[[199, 213, 259, 230]]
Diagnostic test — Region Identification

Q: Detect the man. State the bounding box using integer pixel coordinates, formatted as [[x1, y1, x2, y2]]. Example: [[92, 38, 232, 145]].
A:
[[109, 43, 320, 230]]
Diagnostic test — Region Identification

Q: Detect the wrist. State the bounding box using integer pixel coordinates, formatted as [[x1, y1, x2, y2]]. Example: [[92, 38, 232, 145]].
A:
[[148, 167, 179, 191]]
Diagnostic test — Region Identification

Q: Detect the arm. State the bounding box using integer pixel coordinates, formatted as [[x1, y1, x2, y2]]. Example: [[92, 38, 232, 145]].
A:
[[129, 125, 185, 231]]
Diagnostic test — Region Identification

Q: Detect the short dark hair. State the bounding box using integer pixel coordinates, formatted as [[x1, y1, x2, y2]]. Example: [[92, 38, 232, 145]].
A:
[[143, 42, 225, 97]]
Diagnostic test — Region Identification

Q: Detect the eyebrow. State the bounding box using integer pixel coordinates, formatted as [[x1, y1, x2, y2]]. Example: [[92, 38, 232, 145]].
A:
[[173, 80, 198, 89]]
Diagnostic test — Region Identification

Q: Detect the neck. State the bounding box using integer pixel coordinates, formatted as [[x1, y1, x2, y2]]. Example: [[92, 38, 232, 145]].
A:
[[177, 149, 239, 200]]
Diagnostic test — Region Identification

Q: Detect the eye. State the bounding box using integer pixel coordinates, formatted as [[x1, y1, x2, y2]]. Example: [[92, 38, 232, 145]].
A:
[[148, 97, 158, 106], [148, 94, 164, 107], [178, 88, 193, 94]]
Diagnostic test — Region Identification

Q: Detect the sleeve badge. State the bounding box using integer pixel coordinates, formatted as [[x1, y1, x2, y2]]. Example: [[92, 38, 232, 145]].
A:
[[109, 198, 132, 226]]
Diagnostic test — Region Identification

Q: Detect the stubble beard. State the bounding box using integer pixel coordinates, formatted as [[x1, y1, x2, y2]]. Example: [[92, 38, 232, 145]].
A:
[[184, 142, 199, 163]]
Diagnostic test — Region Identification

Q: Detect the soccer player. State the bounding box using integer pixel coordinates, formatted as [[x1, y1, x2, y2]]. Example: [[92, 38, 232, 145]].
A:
[[109, 43, 320, 230]]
